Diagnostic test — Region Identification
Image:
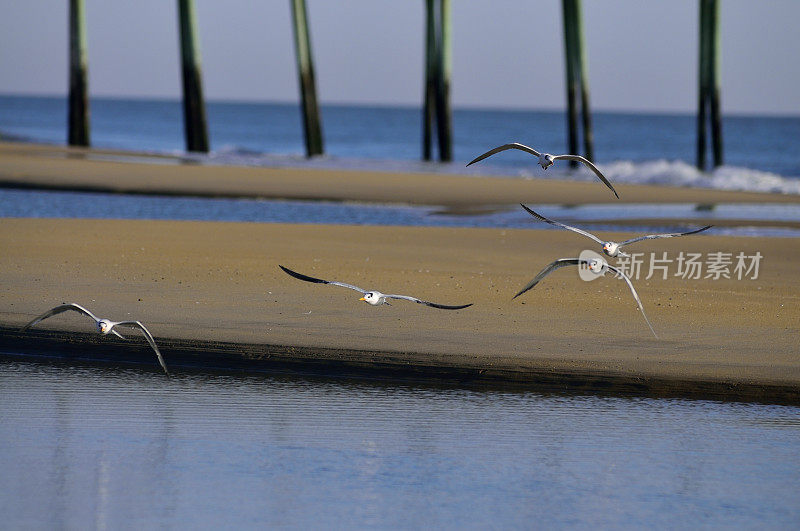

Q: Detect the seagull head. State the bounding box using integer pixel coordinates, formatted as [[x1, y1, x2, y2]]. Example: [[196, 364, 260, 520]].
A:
[[602, 241, 620, 257], [539, 153, 555, 170], [97, 319, 113, 334], [588, 258, 606, 274], [359, 292, 382, 305]]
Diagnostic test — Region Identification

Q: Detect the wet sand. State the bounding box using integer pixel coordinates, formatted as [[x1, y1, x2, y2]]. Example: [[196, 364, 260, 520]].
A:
[[2, 141, 800, 207], [1, 217, 798, 403]]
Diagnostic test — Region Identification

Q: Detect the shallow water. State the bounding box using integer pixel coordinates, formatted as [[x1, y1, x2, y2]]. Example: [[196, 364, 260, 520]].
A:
[[2, 188, 799, 237], [1, 360, 798, 528]]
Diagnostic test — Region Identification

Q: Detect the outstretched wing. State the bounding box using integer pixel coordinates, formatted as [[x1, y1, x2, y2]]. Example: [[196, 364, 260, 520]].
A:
[[384, 294, 473, 310], [552, 154, 619, 199], [605, 265, 658, 339], [520, 204, 604, 245], [20, 303, 99, 331], [513, 258, 582, 300], [279, 265, 366, 294], [620, 225, 713, 247], [466, 143, 541, 166], [115, 321, 170, 376]]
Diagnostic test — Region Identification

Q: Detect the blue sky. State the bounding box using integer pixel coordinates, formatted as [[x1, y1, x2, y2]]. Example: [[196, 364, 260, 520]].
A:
[[1, 0, 798, 115]]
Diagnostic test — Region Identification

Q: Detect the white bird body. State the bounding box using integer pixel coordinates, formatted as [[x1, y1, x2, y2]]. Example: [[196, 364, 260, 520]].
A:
[[521, 204, 712, 259], [583, 257, 606, 275], [279, 265, 473, 310], [513, 257, 658, 338], [359, 291, 390, 306], [97, 318, 116, 334], [467, 142, 619, 199], [538, 153, 557, 170], [21, 303, 170, 375], [602, 241, 624, 258]]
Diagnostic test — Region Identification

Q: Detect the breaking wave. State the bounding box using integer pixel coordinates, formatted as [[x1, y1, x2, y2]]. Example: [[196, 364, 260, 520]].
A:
[[597, 159, 800, 195], [204, 146, 800, 196]]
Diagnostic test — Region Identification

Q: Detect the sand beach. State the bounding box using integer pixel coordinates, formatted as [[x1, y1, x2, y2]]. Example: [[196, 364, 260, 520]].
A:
[[0, 142, 798, 403]]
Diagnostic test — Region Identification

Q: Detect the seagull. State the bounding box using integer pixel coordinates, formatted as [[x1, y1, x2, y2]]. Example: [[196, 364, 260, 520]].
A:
[[20, 303, 170, 375], [279, 265, 473, 310], [513, 257, 657, 338], [521, 204, 712, 258], [467, 142, 619, 199]]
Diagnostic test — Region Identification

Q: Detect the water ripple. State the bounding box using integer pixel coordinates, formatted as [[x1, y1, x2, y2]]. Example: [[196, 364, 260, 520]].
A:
[[2, 361, 799, 528]]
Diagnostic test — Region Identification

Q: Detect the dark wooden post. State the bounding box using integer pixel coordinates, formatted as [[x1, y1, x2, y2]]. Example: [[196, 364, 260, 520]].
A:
[[696, 0, 709, 170], [573, 0, 594, 162], [708, 0, 723, 167], [562, 0, 594, 166], [434, 0, 453, 162], [697, 0, 723, 170], [177, 0, 209, 153], [561, 0, 579, 167], [68, 0, 90, 147], [422, 0, 437, 161], [290, 0, 324, 157]]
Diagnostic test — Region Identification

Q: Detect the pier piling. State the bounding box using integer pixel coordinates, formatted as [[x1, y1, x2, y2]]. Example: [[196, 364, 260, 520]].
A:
[[434, 0, 453, 162], [290, 0, 324, 157], [68, 0, 90, 147], [562, 0, 578, 166], [422, 0, 437, 161], [696, 0, 708, 171], [696, 0, 723, 170], [561, 0, 593, 167], [177, 0, 209, 153], [421, 0, 452, 162], [573, 0, 594, 162]]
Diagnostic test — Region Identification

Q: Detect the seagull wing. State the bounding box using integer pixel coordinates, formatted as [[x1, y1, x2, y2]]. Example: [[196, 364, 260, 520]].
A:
[[114, 321, 170, 376], [279, 265, 367, 294], [513, 258, 582, 300], [20, 303, 100, 331], [605, 265, 658, 339], [619, 225, 713, 247], [466, 143, 541, 166], [384, 294, 473, 310], [552, 154, 619, 199], [520, 204, 604, 245]]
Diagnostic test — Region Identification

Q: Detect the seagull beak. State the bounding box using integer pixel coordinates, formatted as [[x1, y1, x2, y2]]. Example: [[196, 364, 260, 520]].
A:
[[358, 297, 366, 301]]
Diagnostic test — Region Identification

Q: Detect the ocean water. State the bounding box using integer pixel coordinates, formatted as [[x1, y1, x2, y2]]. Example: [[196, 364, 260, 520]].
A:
[[1, 95, 799, 194], [2, 360, 799, 529]]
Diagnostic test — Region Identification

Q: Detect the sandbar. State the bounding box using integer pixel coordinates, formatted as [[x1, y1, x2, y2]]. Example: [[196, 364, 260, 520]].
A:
[[1, 217, 798, 403], [2, 141, 799, 207]]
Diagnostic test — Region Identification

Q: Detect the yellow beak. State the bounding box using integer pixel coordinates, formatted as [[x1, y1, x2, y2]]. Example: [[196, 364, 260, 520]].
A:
[[358, 297, 366, 301]]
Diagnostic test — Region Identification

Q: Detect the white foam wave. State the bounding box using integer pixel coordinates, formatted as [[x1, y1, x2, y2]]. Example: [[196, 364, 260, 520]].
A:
[[196, 145, 800, 196], [599, 159, 800, 195]]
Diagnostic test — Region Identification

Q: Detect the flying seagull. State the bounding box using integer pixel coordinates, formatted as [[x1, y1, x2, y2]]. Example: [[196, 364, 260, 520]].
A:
[[466, 142, 619, 199], [521, 204, 712, 258], [513, 257, 657, 338], [20, 303, 170, 375], [279, 265, 473, 310]]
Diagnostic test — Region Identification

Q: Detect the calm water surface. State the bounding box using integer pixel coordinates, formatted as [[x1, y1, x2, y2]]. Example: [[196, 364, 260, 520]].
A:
[[1, 361, 798, 528], [2, 188, 800, 237]]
